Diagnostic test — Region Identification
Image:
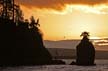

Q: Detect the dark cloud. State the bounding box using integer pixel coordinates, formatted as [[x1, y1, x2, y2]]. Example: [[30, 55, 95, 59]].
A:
[[15, 0, 108, 10]]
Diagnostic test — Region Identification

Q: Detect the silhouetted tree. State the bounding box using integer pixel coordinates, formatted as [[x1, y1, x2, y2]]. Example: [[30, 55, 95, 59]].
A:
[[0, 0, 14, 20], [30, 16, 40, 28], [15, 5, 24, 24]]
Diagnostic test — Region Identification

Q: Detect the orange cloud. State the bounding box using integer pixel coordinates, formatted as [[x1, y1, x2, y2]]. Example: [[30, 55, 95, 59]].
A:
[[15, 0, 108, 11]]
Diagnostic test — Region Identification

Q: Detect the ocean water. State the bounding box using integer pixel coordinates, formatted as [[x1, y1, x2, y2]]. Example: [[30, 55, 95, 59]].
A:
[[0, 60, 108, 71]]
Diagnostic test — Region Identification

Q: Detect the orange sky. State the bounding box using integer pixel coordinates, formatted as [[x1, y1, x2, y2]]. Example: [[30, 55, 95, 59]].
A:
[[15, 0, 108, 40]]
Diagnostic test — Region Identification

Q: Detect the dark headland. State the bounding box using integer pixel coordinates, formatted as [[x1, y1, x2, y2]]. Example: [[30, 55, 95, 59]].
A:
[[0, 0, 65, 66]]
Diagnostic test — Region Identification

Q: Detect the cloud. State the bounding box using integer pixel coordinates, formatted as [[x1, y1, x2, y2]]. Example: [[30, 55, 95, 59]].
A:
[[15, 0, 108, 14], [15, 0, 108, 10]]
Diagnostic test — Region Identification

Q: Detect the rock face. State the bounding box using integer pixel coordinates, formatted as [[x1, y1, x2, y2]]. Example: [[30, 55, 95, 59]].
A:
[[16, 22, 52, 65], [0, 18, 16, 66], [0, 18, 65, 66], [76, 36, 95, 66], [0, 0, 65, 66]]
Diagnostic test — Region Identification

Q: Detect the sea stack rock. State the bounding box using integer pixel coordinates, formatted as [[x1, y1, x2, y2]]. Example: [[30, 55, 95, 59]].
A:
[[76, 32, 95, 66]]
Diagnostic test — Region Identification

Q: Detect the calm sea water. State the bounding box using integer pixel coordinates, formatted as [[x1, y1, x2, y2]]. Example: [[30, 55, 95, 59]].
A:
[[0, 60, 108, 71]]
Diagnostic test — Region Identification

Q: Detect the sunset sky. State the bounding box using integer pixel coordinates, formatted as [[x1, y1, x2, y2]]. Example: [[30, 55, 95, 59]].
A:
[[15, 0, 108, 40]]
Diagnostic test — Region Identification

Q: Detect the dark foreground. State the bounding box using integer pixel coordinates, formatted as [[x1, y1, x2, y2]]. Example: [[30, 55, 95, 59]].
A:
[[0, 60, 108, 71]]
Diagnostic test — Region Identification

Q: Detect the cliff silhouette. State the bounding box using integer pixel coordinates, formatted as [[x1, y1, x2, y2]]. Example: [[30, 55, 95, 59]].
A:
[[0, 0, 65, 66]]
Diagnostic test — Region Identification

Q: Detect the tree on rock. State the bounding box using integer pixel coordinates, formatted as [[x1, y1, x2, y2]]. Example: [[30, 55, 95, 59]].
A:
[[76, 31, 95, 66]]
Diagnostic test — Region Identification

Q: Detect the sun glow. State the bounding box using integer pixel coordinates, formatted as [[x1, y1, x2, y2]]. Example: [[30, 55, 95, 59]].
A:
[[90, 37, 101, 39], [20, 4, 108, 40]]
